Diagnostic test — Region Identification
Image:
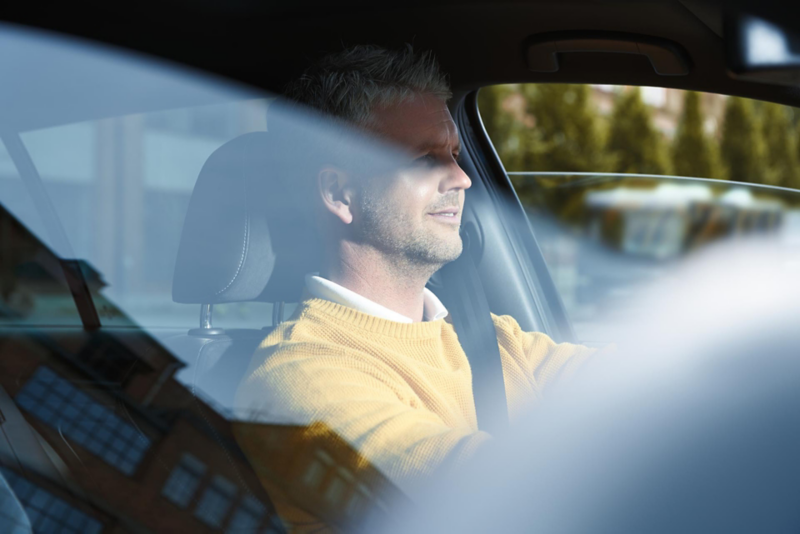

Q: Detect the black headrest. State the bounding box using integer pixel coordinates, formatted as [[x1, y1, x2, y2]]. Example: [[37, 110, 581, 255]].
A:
[[172, 102, 409, 305], [172, 127, 320, 304]]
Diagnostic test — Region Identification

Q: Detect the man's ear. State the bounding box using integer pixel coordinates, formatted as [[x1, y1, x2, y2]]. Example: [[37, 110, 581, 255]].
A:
[[318, 167, 356, 225]]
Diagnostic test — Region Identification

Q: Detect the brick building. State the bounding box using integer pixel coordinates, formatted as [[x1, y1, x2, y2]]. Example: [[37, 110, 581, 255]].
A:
[[0, 203, 284, 533]]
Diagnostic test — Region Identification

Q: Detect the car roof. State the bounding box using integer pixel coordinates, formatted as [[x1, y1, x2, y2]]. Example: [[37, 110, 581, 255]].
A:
[[4, 0, 800, 130]]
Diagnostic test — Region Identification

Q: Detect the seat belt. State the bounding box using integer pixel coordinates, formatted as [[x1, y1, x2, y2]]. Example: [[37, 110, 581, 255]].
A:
[[437, 222, 509, 434]]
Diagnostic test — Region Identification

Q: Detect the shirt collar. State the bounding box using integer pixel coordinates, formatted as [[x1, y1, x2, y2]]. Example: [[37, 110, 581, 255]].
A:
[[305, 274, 448, 323]]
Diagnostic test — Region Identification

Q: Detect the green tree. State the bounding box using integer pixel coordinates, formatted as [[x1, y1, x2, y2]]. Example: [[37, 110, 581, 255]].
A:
[[761, 102, 798, 187], [794, 121, 800, 190], [672, 91, 722, 179], [521, 84, 609, 173], [606, 87, 670, 174], [477, 85, 526, 171], [720, 96, 766, 184]]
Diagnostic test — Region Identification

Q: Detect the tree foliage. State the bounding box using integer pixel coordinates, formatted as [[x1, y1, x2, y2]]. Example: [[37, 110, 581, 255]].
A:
[[761, 102, 798, 188], [606, 87, 670, 175], [521, 84, 610, 173], [478, 84, 800, 192], [477, 85, 527, 172], [720, 96, 766, 184], [672, 91, 722, 179]]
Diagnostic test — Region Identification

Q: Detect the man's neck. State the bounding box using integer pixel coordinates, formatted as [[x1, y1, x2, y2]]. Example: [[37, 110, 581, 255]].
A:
[[321, 241, 437, 323]]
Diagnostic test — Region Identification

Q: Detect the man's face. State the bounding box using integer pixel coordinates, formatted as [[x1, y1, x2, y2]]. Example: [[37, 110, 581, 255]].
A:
[[354, 93, 472, 268]]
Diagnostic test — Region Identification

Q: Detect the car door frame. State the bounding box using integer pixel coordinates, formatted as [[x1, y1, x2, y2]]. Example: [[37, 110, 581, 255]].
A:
[[451, 89, 579, 343]]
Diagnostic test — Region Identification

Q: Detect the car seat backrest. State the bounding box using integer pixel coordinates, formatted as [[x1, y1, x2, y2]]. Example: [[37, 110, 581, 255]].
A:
[[168, 109, 327, 412], [172, 128, 321, 308], [168, 102, 408, 411]]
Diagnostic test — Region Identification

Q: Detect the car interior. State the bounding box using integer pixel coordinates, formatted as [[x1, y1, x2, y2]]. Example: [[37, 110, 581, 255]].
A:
[[2, 0, 800, 532], [6, 0, 800, 340]]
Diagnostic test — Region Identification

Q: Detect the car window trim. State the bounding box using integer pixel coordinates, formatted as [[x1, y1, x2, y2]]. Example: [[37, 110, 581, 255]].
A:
[[0, 132, 101, 330], [454, 90, 578, 343]]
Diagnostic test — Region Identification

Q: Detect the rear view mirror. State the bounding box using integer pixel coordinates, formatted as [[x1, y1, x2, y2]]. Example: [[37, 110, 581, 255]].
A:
[[727, 14, 800, 85]]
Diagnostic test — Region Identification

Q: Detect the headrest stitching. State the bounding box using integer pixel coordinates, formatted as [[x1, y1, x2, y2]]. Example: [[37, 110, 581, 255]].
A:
[[215, 214, 249, 295]]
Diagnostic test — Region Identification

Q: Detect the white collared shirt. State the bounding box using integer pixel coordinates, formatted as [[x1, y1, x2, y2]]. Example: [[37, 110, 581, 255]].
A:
[[305, 273, 449, 323]]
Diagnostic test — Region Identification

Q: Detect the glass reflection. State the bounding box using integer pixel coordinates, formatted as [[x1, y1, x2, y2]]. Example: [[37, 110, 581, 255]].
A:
[[514, 172, 800, 342]]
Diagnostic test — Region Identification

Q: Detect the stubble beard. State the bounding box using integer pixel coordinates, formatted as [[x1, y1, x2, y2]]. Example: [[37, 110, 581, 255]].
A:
[[357, 188, 463, 279]]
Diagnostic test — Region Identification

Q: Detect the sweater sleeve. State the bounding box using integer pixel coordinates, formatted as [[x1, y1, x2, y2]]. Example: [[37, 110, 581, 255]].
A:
[[235, 341, 491, 495], [492, 314, 595, 394]]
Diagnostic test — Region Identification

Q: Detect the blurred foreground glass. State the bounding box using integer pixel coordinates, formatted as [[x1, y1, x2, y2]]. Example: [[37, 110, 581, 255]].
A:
[[0, 22, 448, 534], [0, 22, 289, 534]]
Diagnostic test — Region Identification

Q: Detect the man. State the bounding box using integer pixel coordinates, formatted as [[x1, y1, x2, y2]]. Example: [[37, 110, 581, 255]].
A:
[[236, 45, 592, 496]]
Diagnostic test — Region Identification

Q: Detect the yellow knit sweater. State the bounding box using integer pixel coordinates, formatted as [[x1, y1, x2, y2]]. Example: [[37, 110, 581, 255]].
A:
[[236, 298, 593, 493]]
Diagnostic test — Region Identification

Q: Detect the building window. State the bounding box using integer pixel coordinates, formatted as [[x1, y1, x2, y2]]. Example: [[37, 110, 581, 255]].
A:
[[323, 468, 354, 506], [1, 467, 104, 534], [302, 450, 333, 489], [302, 460, 325, 489], [228, 495, 266, 531], [262, 515, 287, 534], [161, 453, 207, 508], [0, 469, 30, 534], [194, 475, 237, 528], [345, 484, 372, 518], [15, 366, 152, 475]]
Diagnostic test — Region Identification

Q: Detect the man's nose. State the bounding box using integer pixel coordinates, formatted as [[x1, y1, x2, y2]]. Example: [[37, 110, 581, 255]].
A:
[[440, 162, 472, 193]]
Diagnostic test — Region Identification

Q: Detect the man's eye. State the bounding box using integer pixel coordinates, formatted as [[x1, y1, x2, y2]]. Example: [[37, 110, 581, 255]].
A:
[[414, 154, 438, 167]]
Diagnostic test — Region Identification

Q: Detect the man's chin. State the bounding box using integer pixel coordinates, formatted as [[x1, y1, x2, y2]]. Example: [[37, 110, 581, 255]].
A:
[[433, 239, 464, 265], [404, 242, 462, 268]]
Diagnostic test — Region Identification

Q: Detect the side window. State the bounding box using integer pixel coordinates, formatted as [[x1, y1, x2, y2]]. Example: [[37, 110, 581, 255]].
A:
[[18, 101, 272, 330], [0, 141, 48, 242], [0, 140, 85, 327], [479, 84, 800, 343], [0, 25, 291, 534]]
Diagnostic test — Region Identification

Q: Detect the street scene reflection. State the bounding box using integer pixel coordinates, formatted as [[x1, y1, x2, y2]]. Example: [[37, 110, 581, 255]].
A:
[[516, 173, 800, 342]]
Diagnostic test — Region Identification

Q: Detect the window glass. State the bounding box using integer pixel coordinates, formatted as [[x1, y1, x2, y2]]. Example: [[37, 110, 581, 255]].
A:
[[479, 84, 800, 342], [2, 22, 767, 534], [263, 516, 289, 534], [0, 139, 84, 327], [161, 454, 207, 508], [0, 141, 48, 244], [194, 475, 237, 528], [15, 366, 152, 475], [480, 84, 800, 186], [19, 101, 272, 331], [346, 485, 371, 517], [228, 495, 267, 530], [303, 458, 327, 489], [1, 467, 103, 534], [0, 24, 288, 534], [0, 469, 32, 534], [324, 473, 348, 505]]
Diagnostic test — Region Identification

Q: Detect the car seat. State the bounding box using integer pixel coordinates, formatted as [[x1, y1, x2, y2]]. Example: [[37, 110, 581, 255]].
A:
[[165, 114, 324, 411], [165, 101, 431, 411]]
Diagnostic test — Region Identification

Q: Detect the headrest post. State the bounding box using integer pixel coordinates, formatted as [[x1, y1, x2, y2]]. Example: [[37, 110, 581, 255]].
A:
[[272, 302, 285, 326], [200, 304, 213, 329], [188, 304, 225, 337]]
